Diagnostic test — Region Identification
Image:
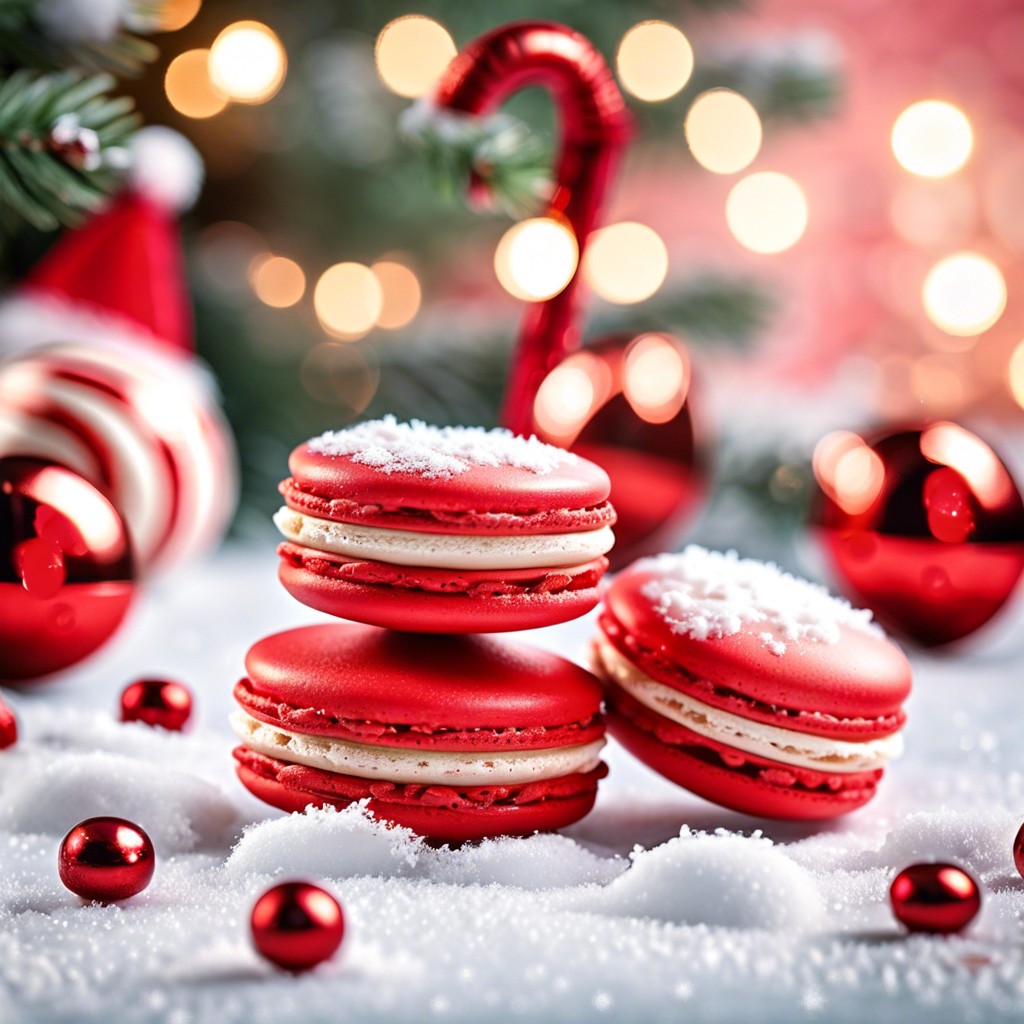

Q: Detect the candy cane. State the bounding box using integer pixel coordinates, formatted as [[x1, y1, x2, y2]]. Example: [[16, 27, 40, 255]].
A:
[[433, 21, 633, 436]]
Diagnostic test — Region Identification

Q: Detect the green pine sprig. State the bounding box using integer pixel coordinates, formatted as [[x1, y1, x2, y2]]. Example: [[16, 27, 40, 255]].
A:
[[399, 102, 552, 217], [0, 70, 139, 231]]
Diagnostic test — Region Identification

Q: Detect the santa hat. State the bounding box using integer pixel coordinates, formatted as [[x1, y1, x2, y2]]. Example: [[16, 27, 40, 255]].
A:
[[0, 127, 204, 361]]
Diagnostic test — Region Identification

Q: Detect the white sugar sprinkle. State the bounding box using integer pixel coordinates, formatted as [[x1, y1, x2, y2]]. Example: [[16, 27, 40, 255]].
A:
[[307, 415, 578, 479], [638, 545, 883, 656]]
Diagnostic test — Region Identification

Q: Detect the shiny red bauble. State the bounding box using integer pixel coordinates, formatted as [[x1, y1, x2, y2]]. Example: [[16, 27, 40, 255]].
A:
[[251, 881, 345, 972], [120, 678, 192, 731], [1013, 823, 1024, 880], [0, 458, 135, 682], [532, 333, 707, 568], [811, 424, 1024, 646], [889, 862, 981, 934], [58, 816, 155, 902], [0, 694, 16, 747]]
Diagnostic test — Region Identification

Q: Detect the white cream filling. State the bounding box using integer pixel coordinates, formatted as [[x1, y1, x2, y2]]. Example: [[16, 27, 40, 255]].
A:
[[594, 639, 903, 774], [232, 711, 606, 787], [274, 506, 614, 571]]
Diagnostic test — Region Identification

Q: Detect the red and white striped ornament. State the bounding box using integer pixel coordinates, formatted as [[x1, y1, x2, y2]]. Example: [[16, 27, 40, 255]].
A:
[[0, 344, 235, 573]]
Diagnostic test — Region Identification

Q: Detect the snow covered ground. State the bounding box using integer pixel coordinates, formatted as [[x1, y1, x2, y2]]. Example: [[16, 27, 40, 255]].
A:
[[2, 547, 1024, 1023]]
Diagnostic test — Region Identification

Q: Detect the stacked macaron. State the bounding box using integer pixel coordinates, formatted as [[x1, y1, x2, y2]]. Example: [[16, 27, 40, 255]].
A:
[[591, 546, 911, 820], [232, 417, 615, 842]]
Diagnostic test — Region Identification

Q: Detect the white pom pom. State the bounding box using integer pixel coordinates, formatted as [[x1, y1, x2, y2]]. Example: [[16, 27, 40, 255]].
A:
[[128, 127, 204, 212], [34, 0, 126, 43]]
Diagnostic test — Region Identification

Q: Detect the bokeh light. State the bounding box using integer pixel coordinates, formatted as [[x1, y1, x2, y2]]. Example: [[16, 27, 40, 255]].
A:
[[300, 342, 379, 416], [891, 100, 973, 178], [583, 222, 668, 304], [375, 16, 457, 99], [250, 255, 306, 308], [920, 421, 1014, 509], [1007, 340, 1024, 410], [616, 21, 694, 102], [494, 217, 579, 302], [209, 21, 287, 105], [165, 50, 227, 120], [922, 252, 1006, 336], [813, 431, 885, 516], [533, 353, 612, 439], [726, 172, 808, 253], [371, 261, 422, 329], [623, 334, 690, 423], [685, 90, 763, 174], [314, 262, 384, 338], [159, 0, 202, 32]]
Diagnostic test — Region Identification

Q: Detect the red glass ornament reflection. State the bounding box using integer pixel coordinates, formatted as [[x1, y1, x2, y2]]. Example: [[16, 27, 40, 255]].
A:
[[0, 694, 16, 748], [889, 862, 981, 934], [251, 881, 345, 972], [1013, 823, 1024, 881], [121, 678, 192, 731], [0, 458, 135, 682], [58, 816, 155, 902], [532, 334, 707, 568], [810, 425, 1024, 646]]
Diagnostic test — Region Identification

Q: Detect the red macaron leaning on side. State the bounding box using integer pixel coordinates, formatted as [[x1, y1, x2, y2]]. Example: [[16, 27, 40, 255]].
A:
[[274, 416, 616, 633], [232, 623, 608, 843], [591, 546, 911, 820]]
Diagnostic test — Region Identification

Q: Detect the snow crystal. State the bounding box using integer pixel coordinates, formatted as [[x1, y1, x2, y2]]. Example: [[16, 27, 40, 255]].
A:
[[638, 545, 883, 656], [306, 415, 578, 478]]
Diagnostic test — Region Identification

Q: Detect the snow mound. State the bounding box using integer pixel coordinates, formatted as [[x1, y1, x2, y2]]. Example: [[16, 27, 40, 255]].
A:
[[226, 802, 423, 879], [599, 828, 825, 930], [430, 832, 623, 890], [0, 750, 238, 852]]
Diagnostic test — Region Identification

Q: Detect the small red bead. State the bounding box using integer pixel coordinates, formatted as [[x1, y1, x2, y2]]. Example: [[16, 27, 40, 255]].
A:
[[890, 862, 981, 934], [0, 695, 16, 748], [58, 817, 155, 902], [251, 881, 345, 972], [1013, 823, 1024, 880], [120, 678, 192, 731]]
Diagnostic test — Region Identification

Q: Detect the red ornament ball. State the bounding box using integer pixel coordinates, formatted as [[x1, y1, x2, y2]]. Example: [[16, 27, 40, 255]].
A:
[[251, 881, 345, 972], [121, 678, 192, 731], [0, 694, 16, 748], [0, 458, 135, 682], [58, 817, 155, 902], [531, 333, 708, 569], [889, 862, 981, 934], [811, 424, 1024, 646], [1013, 823, 1024, 880]]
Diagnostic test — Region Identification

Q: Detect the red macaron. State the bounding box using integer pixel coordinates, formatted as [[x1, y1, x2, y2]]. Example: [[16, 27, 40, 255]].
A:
[[232, 624, 608, 843], [592, 547, 911, 820], [274, 417, 616, 633]]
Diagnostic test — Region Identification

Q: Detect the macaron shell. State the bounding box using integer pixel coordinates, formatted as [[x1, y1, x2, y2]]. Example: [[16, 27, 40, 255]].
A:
[[233, 678, 606, 751], [289, 443, 611, 517], [602, 684, 884, 819], [605, 567, 911, 724], [235, 755, 603, 843], [279, 559, 601, 633], [281, 477, 616, 536], [244, 624, 603, 733]]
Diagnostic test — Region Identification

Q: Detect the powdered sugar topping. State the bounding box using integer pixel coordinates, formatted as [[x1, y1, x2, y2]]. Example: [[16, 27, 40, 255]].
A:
[[307, 415, 578, 478], [638, 545, 883, 656]]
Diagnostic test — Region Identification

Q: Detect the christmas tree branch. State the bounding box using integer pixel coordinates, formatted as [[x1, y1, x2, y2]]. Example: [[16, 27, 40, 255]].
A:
[[0, 70, 139, 231], [0, 0, 162, 77]]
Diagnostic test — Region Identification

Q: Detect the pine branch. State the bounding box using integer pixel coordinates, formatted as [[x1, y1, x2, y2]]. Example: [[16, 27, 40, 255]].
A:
[[400, 101, 552, 217], [0, 70, 139, 231], [0, 0, 163, 77]]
